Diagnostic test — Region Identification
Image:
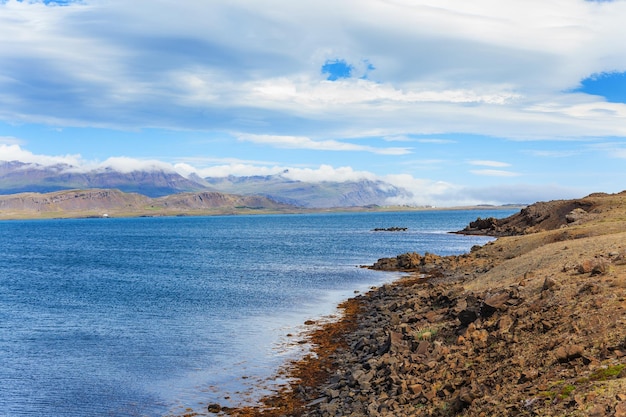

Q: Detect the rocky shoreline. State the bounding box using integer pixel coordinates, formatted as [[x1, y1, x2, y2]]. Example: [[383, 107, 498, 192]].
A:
[[206, 192, 626, 417]]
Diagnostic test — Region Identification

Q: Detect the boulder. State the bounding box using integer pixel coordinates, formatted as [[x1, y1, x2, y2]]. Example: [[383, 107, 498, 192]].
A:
[[554, 344, 584, 363], [565, 208, 587, 223]]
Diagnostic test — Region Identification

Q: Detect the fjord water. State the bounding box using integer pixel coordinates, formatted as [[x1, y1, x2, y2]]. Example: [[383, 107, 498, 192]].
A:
[[0, 210, 514, 416]]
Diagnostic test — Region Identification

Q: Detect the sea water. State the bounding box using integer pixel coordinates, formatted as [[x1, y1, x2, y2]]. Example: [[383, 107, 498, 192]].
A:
[[0, 210, 516, 416]]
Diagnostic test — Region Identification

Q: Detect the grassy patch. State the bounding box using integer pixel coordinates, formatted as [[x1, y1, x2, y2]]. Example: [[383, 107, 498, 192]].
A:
[[558, 384, 575, 400], [414, 327, 439, 340], [589, 364, 625, 381]]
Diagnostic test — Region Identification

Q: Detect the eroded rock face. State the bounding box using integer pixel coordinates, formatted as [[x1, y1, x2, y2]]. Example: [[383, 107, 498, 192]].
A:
[[459, 196, 599, 236], [566, 208, 588, 223]]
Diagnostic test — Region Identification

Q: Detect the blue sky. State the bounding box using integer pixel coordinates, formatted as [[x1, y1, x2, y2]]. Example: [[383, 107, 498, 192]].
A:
[[1, 0, 626, 205]]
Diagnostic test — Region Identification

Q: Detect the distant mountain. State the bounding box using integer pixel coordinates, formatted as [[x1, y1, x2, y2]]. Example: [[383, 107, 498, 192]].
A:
[[0, 161, 209, 197], [0, 189, 295, 219], [204, 173, 412, 208], [0, 161, 413, 207]]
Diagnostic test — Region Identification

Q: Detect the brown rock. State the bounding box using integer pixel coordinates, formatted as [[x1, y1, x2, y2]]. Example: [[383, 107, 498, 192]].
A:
[[591, 258, 611, 276], [555, 344, 584, 363], [577, 259, 594, 274], [616, 402, 626, 417], [542, 276, 558, 291], [471, 329, 489, 346], [408, 384, 423, 396], [588, 405, 607, 417], [458, 386, 476, 405], [566, 208, 587, 223], [389, 331, 407, 353], [458, 309, 478, 326], [424, 388, 437, 401], [484, 292, 511, 310], [497, 315, 513, 334], [415, 340, 430, 356], [518, 369, 538, 383]]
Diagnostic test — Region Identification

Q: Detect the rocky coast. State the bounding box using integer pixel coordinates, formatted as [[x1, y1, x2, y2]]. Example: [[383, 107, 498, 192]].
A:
[[207, 191, 626, 417]]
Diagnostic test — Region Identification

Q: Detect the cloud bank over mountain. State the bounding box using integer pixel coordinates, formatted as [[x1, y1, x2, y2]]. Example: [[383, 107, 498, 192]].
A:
[[0, 144, 583, 206]]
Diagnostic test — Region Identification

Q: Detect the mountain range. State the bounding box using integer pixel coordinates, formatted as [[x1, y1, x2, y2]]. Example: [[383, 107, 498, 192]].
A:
[[0, 188, 297, 220], [0, 161, 412, 208]]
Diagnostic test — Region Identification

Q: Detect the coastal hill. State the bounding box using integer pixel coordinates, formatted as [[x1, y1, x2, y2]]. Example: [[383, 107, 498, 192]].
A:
[[0, 161, 411, 208], [226, 191, 626, 417], [0, 189, 296, 219]]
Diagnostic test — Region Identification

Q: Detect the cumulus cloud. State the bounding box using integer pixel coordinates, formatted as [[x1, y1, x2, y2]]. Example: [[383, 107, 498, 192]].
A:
[[0, 144, 82, 166], [459, 183, 584, 205], [0, 144, 181, 174], [382, 174, 460, 206], [282, 165, 377, 183]]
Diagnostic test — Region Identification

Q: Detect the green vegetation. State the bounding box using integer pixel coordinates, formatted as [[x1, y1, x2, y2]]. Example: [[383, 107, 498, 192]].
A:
[[558, 384, 575, 399], [589, 364, 625, 381], [414, 327, 439, 340]]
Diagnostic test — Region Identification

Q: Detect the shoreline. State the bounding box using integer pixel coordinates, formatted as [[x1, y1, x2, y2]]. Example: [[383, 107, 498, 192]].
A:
[[0, 204, 521, 222], [210, 191, 626, 417]]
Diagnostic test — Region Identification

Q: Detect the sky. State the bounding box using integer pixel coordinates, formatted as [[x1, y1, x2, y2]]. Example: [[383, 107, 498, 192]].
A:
[[1, 0, 626, 206]]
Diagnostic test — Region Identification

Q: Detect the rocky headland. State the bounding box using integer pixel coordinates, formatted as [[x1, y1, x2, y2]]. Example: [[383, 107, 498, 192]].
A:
[[211, 191, 626, 417]]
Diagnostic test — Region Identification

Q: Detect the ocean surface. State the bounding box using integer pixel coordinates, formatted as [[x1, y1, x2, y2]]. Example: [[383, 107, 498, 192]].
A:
[[0, 209, 516, 416]]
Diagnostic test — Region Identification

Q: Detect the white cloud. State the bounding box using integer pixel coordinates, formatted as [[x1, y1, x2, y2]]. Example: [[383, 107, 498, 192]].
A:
[[282, 165, 377, 183], [469, 160, 511, 168], [177, 163, 286, 178], [416, 139, 457, 144], [94, 157, 176, 174], [174, 162, 377, 183], [245, 77, 521, 108], [0, 144, 82, 166], [237, 134, 412, 155], [383, 174, 461, 206], [2, 0, 626, 141], [525, 149, 581, 158], [383, 135, 412, 142], [586, 141, 626, 159], [460, 183, 584, 205], [470, 169, 521, 177], [0, 144, 182, 174], [0, 136, 22, 145]]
